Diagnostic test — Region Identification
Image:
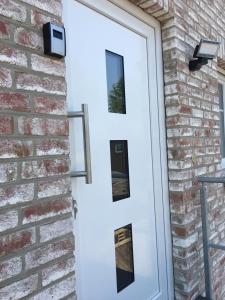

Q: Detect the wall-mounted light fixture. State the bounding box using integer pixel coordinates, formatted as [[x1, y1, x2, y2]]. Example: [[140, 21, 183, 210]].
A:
[[189, 39, 220, 71]]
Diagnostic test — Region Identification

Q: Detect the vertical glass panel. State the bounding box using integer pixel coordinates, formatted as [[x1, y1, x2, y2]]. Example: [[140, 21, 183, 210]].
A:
[[115, 224, 135, 293], [219, 83, 225, 158], [106, 50, 126, 114], [110, 140, 130, 201]]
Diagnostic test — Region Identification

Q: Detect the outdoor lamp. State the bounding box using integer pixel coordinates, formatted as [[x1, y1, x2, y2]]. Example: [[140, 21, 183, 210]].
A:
[[189, 39, 220, 71]]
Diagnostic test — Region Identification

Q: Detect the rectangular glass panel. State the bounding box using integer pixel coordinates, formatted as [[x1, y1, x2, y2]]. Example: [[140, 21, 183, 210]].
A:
[[115, 224, 135, 293], [110, 140, 130, 201], [106, 50, 126, 114], [53, 29, 63, 39], [219, 83, 225, 158]]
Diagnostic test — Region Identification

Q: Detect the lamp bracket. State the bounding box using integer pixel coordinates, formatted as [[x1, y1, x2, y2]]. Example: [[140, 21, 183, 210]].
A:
[[193, 45, 200, 58], [189, 57, 208, 71]]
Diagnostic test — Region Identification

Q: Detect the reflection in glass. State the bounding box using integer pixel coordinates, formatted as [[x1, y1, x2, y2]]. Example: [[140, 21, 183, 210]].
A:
[[110, 141, 130, 201], [115, 224, 135, 292], [106, 50, 126, 114]]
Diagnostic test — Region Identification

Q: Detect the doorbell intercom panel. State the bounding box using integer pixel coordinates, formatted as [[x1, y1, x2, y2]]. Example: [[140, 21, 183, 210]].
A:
[[43, 22, 66, 58]]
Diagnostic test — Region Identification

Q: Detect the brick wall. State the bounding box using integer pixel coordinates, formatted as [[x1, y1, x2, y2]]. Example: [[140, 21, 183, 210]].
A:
[[131, 0, 225, 299], [162, 0, 225, 298], [0, 0, 75, 299], [132, 0, 225, 299], [1, 0, 225, 299]]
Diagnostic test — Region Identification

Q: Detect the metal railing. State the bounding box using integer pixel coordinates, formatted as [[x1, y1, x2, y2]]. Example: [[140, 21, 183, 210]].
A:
[[197, 170, 225, 300]]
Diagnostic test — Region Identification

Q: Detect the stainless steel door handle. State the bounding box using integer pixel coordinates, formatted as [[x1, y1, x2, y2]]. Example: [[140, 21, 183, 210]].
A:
[[68, 104, 92, 184]]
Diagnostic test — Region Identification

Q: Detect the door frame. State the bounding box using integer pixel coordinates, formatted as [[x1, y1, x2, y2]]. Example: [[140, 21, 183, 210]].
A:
[[64, 0, 174, 299]]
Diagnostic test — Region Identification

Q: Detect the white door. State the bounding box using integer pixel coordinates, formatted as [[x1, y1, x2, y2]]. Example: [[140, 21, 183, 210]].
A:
[[64, 1, 172, 300]]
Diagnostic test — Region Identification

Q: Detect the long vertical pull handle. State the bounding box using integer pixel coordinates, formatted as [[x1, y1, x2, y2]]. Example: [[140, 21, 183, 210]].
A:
[[68, 104, 92, 184]]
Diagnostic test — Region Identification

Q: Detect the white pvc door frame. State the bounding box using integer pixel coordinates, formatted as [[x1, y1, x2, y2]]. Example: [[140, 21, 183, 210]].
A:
[[64, 0, 174, 299]]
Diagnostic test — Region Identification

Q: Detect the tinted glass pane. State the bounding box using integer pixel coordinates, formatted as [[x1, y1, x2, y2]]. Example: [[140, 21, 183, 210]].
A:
[[115, 224, 135, 293], [110, 141, 130, 201], [106, 50, 126, 114]]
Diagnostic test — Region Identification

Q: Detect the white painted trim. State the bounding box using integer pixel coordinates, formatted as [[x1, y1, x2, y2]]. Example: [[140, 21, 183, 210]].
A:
[[153, 16, 175, 300], [74, 0, 158, 37], [63, 1, 174, 299]]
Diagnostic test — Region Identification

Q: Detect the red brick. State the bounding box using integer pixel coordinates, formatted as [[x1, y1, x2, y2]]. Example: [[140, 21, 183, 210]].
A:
[[173, 226, 191, 238], [0, 275, 38, 299], [0, 162, 17, 183], [173, 232, 198, 248], [0, 183, 34, 207], [167, 127, 193, 138], [167, 137, 192, 148], [0, 67, 12, 88], [40, 218, 73, 242], [18, 117, 69, 136], [42, 257, 75, 286], [0, 46, 27, 67], [38, 178, 71, 199], [132, 0, 167, 13], [0, 257, 22, 283], [168, 149, 192, 160], [14, 28, 42, 50], [168, 159, 192, 170], [31, 10, 62, 28], [33, 96, 66, 115], [146, 2, 164, 13], [0, 0, 26, 22], [167, 116, 189, 127], [21, 158, 69, 179], [25, 237, 74, 269], [0, 93, 29, 112], [32, 276, 75, 300], [0, 140, 33, 158], [0, 228, 35, 257], [169, 169, 192, 181], [0, 210, 18, 233], [22, 197, 72, 224], [16, 72, 66, 95], [20, 0, 62, 17], [0, 20, 10, 39], [0, 116, 13, 135], [31, 54, 65, 76], [36, 139, 69, 156], [65, 294, 77, 300]]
